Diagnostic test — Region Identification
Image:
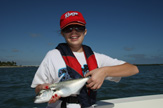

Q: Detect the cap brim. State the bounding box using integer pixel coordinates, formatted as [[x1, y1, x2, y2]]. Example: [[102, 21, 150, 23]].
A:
[[61, 22, 85, 29]]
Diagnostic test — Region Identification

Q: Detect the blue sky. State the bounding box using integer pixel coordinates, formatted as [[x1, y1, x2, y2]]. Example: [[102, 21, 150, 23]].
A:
[[0, 0, 163, 65]]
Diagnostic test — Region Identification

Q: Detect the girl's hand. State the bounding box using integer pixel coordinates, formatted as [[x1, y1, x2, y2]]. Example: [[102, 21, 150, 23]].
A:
[[48, 94, 61, 104], [85, 68, 107, 90], [35, 83, 50, 94]]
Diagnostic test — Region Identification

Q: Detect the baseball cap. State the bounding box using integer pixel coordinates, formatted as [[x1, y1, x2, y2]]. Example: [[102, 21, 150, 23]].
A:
[[60, 11, 86, 29]]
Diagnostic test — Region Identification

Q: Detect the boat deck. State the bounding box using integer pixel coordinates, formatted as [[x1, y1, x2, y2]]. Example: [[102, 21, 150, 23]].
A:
[[97, 94, 163, 108]]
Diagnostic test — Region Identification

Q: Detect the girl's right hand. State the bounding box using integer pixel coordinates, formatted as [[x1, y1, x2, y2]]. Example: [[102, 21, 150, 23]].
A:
[[35, 83, 50, 94]]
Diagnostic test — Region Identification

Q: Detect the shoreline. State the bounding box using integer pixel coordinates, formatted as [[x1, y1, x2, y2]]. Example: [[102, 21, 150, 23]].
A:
[[134, 64, 163, 66], [0, 66, 38, 68], [0, 64, 163, 68]]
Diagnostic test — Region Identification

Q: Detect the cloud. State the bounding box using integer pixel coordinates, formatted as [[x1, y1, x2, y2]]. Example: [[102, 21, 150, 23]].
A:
[[6, 55, 15, 58], [126, 54, 146, 59], [124, 46, 135, 51], [48, 42, 56, 46], [0, 49, 7, 52], [12, 49, 19, 52], [125, 54, 163, 64], [30, 33, 41, 37]]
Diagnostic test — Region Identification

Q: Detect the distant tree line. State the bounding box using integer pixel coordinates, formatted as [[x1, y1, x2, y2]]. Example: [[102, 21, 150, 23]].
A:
[[0, 61, 17, 66]]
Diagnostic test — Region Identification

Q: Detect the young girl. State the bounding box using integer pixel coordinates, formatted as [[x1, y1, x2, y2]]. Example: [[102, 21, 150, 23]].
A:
[[31, 11, 139, 108]]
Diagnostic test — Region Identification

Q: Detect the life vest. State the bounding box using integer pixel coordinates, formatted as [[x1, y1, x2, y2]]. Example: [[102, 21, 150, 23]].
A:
[[56, 43, 98, 107]]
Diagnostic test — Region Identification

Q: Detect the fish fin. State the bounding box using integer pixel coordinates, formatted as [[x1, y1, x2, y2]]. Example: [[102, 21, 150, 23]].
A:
[[49, 84, 56, 88], [49, 73, 65, 88]]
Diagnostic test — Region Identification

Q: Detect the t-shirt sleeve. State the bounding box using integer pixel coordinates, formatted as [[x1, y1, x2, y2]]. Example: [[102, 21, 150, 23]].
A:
[[31, 52, 52, 88], [94, 52, 126, 82]]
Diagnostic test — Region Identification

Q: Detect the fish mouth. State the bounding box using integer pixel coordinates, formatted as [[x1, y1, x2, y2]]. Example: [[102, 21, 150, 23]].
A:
[[34, 99, 40, 103], [34, 98, 46, 103], [34, 96, 40, 103]]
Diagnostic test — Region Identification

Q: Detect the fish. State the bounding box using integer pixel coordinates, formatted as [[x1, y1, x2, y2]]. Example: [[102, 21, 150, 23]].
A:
[[34, 77, 89, 103]]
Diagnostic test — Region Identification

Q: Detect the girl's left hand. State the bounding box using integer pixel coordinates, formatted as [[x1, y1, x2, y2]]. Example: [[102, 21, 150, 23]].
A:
[[85, 68, 107, 90]]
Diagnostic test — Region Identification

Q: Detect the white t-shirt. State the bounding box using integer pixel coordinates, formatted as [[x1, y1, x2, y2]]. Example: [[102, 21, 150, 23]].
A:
[[31, 49, 125, 108]]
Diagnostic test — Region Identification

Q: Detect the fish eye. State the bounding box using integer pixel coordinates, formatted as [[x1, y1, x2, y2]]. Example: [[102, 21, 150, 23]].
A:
[[37, 90, 45, 96], [52, 89, 57, 92], [37, 92, 42, 97]]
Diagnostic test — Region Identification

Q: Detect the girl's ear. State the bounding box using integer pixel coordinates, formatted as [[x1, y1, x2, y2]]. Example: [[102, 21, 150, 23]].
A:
[[61, 31, 64, 37], [84, 29, 87, 36]]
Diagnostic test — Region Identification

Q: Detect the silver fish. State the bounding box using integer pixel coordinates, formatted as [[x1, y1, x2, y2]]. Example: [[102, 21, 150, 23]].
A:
[[34, 77, 89, 103]]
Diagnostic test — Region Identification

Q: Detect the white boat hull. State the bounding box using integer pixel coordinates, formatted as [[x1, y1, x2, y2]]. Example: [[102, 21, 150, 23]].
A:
[[97, 94, 163, 108]]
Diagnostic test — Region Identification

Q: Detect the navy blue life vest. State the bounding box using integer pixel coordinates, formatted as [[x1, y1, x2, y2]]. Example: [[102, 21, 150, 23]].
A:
[[56, 43, 98, 107]]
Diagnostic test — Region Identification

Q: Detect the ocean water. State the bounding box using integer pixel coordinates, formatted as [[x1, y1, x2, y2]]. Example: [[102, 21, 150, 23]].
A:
[[0, 65, 163, 108]]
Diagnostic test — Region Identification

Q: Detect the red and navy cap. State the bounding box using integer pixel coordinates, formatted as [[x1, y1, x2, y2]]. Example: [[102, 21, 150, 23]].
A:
[[60, 11, 86, 29]]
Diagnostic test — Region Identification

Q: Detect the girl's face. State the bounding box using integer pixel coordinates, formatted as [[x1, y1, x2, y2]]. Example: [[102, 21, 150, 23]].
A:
[[61, 25, 87, 49]]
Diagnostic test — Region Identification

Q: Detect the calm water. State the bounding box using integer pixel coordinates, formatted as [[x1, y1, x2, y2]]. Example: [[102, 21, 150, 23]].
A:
[[0, 65, 163, 108]]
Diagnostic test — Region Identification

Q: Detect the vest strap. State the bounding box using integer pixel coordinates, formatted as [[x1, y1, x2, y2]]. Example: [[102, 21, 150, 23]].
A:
[[60, 96, 80, 108], [56, 43, 98, 107]]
